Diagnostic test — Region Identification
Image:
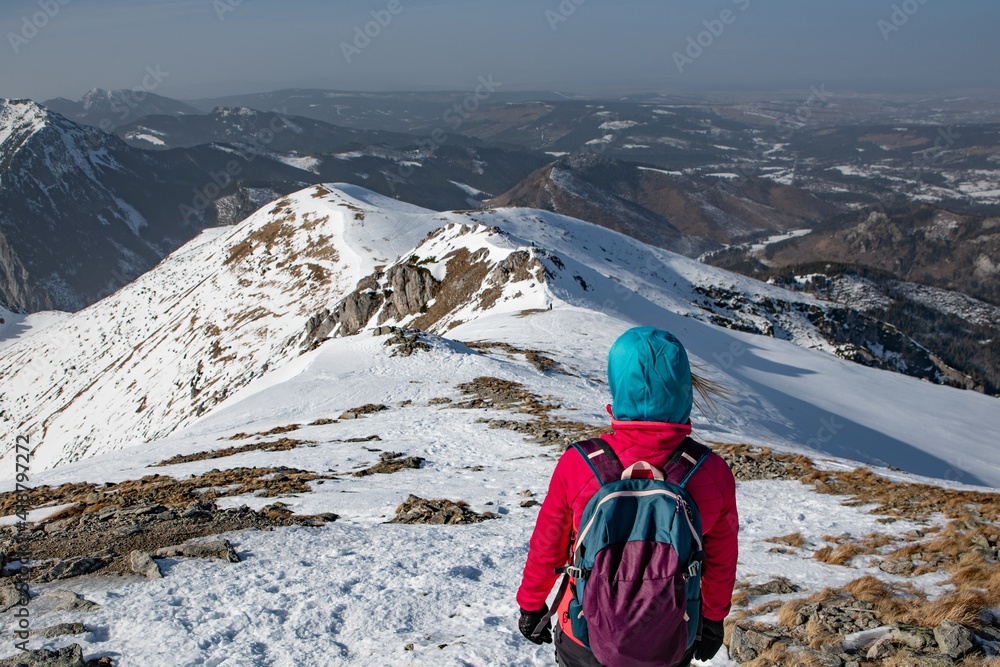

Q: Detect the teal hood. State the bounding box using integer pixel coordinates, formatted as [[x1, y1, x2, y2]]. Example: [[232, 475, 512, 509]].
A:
[[607, 327, 693, 424]]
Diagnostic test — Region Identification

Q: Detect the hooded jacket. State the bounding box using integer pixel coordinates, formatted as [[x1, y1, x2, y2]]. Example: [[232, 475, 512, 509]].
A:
[[516, 328, 739, 645]]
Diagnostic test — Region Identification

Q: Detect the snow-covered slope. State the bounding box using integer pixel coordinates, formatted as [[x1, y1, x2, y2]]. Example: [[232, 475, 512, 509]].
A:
[[2, 184, 998, 486], [0, 186, 439, 470], [1, 312, 995, 666]]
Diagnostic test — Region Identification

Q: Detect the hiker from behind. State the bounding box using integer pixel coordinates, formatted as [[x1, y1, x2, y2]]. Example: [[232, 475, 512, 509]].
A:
[[516, 327, 739, 667]]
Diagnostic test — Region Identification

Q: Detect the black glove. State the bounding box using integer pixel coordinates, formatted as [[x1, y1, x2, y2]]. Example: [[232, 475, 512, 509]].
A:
[[518, 605, 553, 645], [693, 618, 725, 661]]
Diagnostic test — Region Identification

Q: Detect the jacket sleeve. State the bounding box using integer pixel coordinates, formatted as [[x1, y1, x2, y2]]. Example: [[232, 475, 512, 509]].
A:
[[516, 452, 575, 612], [699, 455, 739, 622]]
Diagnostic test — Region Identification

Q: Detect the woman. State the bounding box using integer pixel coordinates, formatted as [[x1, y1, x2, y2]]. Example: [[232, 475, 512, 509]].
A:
[[516, 327, 739, 667]]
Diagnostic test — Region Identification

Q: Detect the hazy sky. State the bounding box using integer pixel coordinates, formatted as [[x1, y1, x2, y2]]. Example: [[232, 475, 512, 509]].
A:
[[2, 0, 998, 101]]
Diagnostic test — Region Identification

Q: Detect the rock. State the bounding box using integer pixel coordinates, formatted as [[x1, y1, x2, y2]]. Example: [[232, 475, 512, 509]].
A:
[[971, 533, 991, 549], [0, 579, 27, 613], [866, 636, 896, 660], [743, 576, 801, 596], [129, 550, 162, 579], [520, 500, 539, 508], [32, 623, 87, 638], [934, 620, 975, 659], [373, 326, 394, 336], [35, 591, 100, 613], [518, 490, 534, 498], [889, 651, 953, 667], [879, 558, 915, 575], [339, 404, 388, 420], [0, 643, 86, 667], [36, 557, 108, 582], [154, 539, 240, 563], [728, 622, 786, 663], [390, 495, 497, 525], [120, 504, 167, 518], [313, 513, 340, 523], [353, 452, 424, 477], [114, 523, 143, 537], [890, 624, 938, 651]]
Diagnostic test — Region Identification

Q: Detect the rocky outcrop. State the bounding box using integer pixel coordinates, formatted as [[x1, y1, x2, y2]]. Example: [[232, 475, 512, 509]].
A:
[[390, 495, 496, 525], [299, 225, 550, 350]]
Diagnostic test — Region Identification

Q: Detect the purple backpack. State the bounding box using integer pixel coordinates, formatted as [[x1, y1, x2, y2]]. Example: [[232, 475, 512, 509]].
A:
[[559, 438, 710, 667]]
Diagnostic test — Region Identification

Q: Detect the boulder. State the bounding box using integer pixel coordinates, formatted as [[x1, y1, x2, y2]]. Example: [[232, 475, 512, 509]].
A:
[[35, 557, 108, 582], [934, 620, 975, 659], [728, 622, 787, 663], [128, 550, 162, 579], [154, 539, 239, 563], [35, 591, 100, 613], [743, 577, 801, 596], [878, 558, 915, 575], [0, 644, 86, 667], [866, 636, 896, 660], [890, 624, 937, 651], [33, 623, 87, 639], [0, 579, 27, 613], [390, 495, 496, 525]]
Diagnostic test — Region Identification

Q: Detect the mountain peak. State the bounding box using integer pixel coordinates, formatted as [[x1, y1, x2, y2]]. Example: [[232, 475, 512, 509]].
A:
[[0, 98, 50, 154]]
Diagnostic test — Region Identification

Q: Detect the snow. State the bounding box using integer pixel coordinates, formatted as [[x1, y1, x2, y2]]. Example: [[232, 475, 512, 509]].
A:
[[126, 133, 167, 147], [706, 173, 740, 179], [448, 181, 488, 198], [831, 165, 869, 177], [749, 229, 812, 252], [0, 306, 70, 350], [638, 166, 683, 177], [598, 120, 640, 131], [274, 155, 321, 173], [0, 99, 49, 150], [2, 184, 1000, 664]]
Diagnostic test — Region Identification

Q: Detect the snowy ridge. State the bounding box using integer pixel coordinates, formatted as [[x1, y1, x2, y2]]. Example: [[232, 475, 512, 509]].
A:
[[0, 186, 440, 470], [3, 184, 1000, 486], [0, 99, 49, 161]]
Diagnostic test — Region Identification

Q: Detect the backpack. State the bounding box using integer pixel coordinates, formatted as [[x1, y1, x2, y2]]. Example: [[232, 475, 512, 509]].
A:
[[560, 438, 710, 667]]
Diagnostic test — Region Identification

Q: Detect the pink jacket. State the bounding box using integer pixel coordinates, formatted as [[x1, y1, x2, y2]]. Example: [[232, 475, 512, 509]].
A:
[[516, 418, 739, 642]]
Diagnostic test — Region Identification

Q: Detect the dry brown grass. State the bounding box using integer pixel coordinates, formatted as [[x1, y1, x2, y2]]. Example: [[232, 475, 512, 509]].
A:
[[777, 598, 808, 628], [712, 443, 1000, 523], [767, 532, 806, 549], [813, 542, 869, 566], [917, 589, 989, 627], [732, 590, 751, 608], [749, 600, 786, 615]]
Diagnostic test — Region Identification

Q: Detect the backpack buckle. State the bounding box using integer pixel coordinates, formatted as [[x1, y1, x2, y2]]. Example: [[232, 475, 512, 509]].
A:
[[558, 565, 591, 580], [686, 561, 701, 579]]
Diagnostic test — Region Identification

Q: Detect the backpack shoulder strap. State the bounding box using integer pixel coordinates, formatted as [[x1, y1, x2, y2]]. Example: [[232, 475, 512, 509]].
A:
[[664, 438, 711, 488], [571, 438, 625, 486]]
